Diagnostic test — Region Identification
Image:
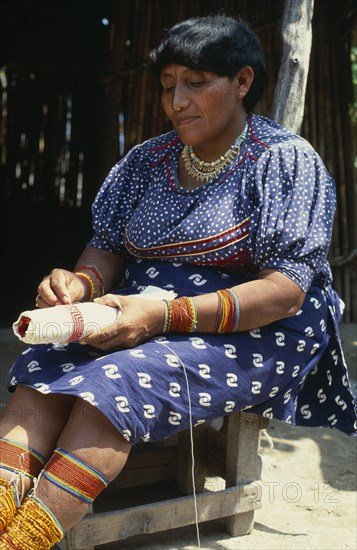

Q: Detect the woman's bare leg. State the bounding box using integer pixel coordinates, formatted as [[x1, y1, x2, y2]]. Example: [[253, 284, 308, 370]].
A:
[[35, 397, 131, 532]]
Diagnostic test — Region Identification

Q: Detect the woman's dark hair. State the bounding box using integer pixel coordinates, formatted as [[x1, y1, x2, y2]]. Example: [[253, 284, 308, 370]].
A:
[[147, 14, 268, 112]]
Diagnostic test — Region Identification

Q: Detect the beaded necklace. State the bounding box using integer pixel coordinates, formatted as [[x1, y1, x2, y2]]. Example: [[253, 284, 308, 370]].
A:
[[181, 121, 248, 183]]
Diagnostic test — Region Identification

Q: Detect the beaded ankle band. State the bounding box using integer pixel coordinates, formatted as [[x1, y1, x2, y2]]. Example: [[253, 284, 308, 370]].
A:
[[0, 495, 64, 549], [0, 477, 17, 533], [0, 438, 46, 532]]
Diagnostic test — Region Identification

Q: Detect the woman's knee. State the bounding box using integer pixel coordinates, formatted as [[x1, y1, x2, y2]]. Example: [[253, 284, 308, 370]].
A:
[[0, 385, 76, 456], [56, 397, 131, 481]]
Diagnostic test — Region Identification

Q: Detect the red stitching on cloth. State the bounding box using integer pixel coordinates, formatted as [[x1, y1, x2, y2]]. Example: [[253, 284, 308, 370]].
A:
[[65, 305, 85, 342]]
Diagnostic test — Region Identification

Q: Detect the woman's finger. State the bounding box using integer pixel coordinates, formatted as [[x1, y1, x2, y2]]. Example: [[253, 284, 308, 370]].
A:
[[94, 294, 123, 309], [48, 269, 72, 304], [35, 294, 51, 309]]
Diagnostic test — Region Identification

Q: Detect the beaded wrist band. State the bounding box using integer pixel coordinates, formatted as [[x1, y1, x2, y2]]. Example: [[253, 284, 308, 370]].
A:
[[163, 297, 197, 333], [162, 299, 172, 333], [75, 272, 95, 302], [75, 265, 104, 302], [77, 265, 104, 296], [162, 290, 240, 334]]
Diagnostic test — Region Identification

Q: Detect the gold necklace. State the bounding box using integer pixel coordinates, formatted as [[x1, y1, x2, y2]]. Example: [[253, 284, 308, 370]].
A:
[[181, 122, 248, 183]]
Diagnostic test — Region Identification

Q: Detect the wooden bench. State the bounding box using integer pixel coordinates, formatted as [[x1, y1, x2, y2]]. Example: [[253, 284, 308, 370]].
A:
[[58, 411, 268, 549]]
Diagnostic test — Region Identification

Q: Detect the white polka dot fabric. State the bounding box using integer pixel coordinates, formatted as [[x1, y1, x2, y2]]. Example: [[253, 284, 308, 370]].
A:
[[89, 115, 335, 292], [8, 116, 357, 441]]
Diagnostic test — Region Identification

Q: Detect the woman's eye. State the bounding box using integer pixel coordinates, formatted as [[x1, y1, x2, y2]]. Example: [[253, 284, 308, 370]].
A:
[[163, 86, 174, 93], [190, 81, 205, 88]]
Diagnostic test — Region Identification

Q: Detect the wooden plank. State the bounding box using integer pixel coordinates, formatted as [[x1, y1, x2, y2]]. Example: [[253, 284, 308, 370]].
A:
[[62, 483, 261, 548], [107, 445, 177, 489], [118, 446, 177, 469], [109, 462, 176, 489]]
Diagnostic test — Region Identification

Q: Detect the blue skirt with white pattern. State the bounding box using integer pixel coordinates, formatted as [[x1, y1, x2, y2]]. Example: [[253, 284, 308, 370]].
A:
[[8, 259, 357, 443]]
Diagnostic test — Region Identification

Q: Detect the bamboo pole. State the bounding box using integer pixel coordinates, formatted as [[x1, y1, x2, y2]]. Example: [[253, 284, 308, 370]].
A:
[[271, 0, 314, 134]]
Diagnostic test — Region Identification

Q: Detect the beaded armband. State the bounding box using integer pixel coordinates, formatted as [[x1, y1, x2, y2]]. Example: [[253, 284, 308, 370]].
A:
[[215, 288, 240, 332]]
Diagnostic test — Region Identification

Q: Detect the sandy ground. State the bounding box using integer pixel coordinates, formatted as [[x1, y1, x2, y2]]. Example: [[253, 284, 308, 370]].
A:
[[1, 326, 356, 550], [95, 415, 356, 550]]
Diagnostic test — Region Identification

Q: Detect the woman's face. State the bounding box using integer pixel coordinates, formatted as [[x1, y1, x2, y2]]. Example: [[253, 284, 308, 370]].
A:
[[160, 64, 247, 158]]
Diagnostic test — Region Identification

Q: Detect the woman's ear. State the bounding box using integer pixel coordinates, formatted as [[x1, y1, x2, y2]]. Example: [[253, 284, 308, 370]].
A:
[[235, 66, 254, 99]]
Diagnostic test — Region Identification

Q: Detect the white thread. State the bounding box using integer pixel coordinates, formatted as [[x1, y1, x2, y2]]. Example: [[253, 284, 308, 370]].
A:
[[157, 341, 201, 548], [18, 471, 26, 504], [18, 452, 27, 503], [32, 468, 43, 499], [7, 470, 23, 507]]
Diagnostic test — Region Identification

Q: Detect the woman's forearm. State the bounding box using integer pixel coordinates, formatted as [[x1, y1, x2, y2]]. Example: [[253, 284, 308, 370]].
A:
[[192, 269, 306, 333], [74, 247, 127, 295]]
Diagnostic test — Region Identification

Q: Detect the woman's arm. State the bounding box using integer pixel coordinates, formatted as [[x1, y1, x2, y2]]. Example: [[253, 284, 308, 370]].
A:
[[37, 247, 126, 307], [80, 268, 305, 351], [192, 268, 306, 333], [74, 247, 126, 295]]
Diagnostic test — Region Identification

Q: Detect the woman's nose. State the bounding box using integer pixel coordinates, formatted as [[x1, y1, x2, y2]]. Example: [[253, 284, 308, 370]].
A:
[[171, 84, 190, 112]]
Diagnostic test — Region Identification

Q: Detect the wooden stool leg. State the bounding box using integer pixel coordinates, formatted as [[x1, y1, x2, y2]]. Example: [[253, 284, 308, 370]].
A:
[[224, 412, 267, 536], [176, 425, 208, 494]]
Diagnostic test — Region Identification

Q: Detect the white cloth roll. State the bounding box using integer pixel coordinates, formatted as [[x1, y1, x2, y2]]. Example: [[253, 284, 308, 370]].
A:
[[13, 286, 176, 345]]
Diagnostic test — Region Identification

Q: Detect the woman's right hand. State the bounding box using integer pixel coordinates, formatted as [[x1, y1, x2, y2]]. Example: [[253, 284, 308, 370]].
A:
[[36, 269, 86, 308]]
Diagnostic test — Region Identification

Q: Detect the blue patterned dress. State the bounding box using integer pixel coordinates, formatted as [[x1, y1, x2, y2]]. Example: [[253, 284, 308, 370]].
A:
[[8, 115, 357, 443]]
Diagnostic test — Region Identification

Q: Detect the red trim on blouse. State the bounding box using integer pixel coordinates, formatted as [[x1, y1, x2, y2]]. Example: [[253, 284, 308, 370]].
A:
[[192, 246, 251, 267], [249, 113, 270, 149], [165, 158, 177, 192], [125, 217, 249, 252], [125, 228, 249, 258], [148, 137, 181, 152]]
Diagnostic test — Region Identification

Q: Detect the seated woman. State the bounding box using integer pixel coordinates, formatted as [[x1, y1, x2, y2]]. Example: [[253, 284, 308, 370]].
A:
[[0, 13, 356, 549]]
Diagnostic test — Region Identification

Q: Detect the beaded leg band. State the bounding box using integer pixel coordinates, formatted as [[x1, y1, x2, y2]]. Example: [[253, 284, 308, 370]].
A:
[[0, 495, 63, 549], [0, 438, 46, 532], [0, 438, 46, 481], [42, 447, 109, 503]]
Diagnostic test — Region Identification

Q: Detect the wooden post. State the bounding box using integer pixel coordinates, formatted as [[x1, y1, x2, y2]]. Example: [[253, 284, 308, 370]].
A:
[[224, 413, 268, 536], [271, 0, 315, 134]]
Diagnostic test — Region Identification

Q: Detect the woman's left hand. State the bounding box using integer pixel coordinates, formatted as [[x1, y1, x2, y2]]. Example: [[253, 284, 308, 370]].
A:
[[79, 294, 165, 351]]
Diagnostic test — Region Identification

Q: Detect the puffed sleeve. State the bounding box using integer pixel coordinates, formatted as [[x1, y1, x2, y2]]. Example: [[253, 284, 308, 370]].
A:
[[88, 145, 149, 253], [248, 141, 336, 291]]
